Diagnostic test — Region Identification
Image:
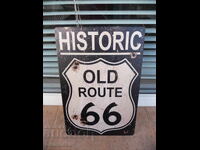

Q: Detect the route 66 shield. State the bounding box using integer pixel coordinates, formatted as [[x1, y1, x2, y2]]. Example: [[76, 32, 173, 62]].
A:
[[55, 26, 145, 135]]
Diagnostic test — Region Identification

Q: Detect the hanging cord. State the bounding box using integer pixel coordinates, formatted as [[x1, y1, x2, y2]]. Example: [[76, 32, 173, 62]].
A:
[[73, 0, 82, 29], [77, 0, 83, 30], [73, 0, 79, 27]]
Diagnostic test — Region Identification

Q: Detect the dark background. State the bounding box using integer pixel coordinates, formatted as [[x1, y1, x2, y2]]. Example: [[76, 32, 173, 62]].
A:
[[56, 27, 145, 135], [0, 0, 198, 149], [1, 0, 43, 150]]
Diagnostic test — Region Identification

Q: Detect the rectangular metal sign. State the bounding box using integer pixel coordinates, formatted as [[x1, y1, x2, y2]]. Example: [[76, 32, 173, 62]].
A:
[[55, 26, 145, 135]]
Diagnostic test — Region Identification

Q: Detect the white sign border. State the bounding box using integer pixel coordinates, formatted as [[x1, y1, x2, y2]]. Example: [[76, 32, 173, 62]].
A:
[[62, 58, 139, 134]]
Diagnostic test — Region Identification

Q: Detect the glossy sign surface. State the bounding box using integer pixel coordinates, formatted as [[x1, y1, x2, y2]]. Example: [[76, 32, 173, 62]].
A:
[[55, 26, 144, 135]]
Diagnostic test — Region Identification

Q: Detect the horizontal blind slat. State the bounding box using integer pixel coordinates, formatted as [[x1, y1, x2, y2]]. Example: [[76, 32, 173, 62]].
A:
[[43, 28, 156, 34], [43, 61, 156, 68], [43, 10, 156, 16], [139, 90, 156, 94], [43, 20, 156, 25], [43, 57, 156, 62], [43, 74, 156, 80], [43, 0, 156, 94], [43, 83, 156, 90], [43, 88, 156, 94], [43, 0, 156, 5], [43, 67, 156, 76], [43, 56, 156, 62]]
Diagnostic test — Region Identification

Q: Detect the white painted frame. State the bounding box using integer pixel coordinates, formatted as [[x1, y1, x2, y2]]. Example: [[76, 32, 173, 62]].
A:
[[43, 93, 156, 106]]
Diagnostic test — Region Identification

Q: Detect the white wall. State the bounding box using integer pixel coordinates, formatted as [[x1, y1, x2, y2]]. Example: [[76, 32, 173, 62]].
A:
[[43, 93, 156, 106]]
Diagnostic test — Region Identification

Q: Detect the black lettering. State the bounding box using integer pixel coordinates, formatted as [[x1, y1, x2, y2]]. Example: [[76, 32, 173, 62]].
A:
[[107, 87, 114, 97], [88, 87, 97, 97], [98, 87, 106, 97], [115, 87, 122, 97], [78, 87, 87, 97], [97, 70, 106, 83], [83, 70, 95, 83], [108, 70, 118, 83]]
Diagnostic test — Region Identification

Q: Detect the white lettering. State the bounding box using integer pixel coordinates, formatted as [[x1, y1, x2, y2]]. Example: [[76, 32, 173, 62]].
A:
[[88, 32, 98, 50], [59, 32, 70, 50], [77, 31, 87, 51], [113, 31, 124, 50], [71, 31, 76, 51], [99, 31, 112, 51], [57, 30, 143, 51], [125, 31, 130, 50], [130, 31, 142, 50]]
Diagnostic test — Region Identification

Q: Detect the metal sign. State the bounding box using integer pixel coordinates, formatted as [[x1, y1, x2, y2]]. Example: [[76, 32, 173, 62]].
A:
[[55, 27, 145, 135]]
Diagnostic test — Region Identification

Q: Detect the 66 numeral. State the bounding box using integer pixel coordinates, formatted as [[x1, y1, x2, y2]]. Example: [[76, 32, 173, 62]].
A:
[[103, 102, 121, 125], [80, 102, 121, 126], [80, 102, 99, 125]]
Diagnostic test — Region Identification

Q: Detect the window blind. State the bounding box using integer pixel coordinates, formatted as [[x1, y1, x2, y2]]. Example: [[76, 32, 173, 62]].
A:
[[43, 0, 156, 94]]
